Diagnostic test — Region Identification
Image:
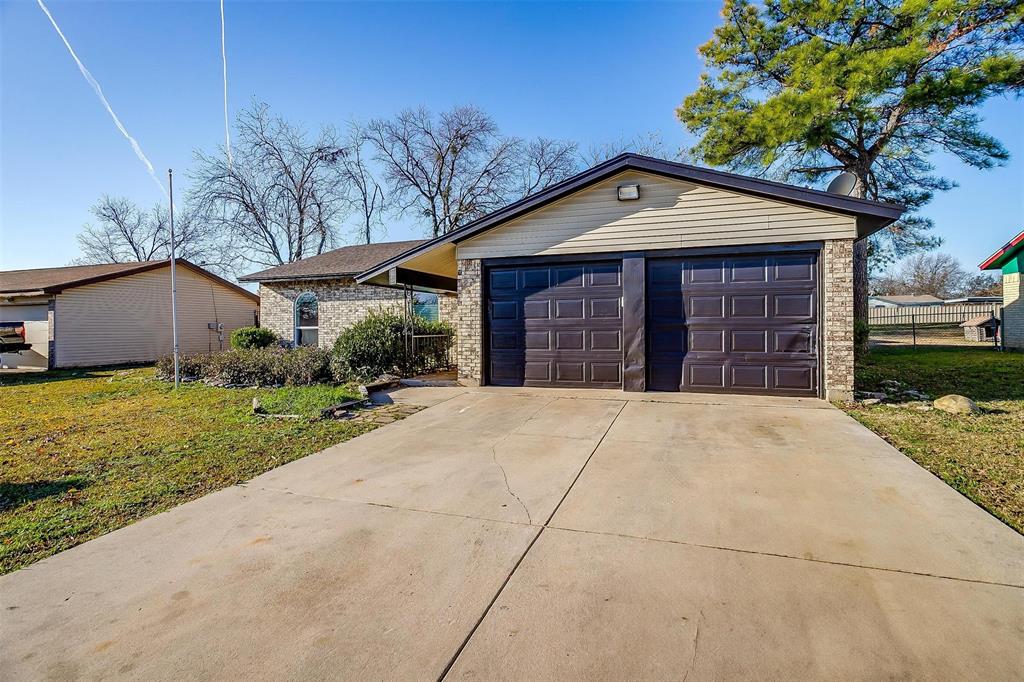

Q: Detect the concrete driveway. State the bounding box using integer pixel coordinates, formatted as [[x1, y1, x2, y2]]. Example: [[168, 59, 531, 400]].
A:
[[3, 388, 1022, 680]]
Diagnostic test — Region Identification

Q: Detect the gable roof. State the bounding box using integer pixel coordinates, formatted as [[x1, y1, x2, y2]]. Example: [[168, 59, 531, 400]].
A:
[[980, 229, 1024, 270], [356, 153, 905, 284], [239, 240, 428, 283], [0, 260, 258, 302]]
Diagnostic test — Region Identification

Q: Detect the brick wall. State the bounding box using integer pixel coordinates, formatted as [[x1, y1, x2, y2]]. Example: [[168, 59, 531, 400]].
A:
[[259, 279, 404, 349], [1002, 272, 1022, 349], [823, 239, 855, 401], [456, 259, 483, 385]]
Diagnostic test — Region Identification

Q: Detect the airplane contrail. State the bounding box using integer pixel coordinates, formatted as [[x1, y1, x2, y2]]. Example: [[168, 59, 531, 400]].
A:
[[35, 0, 168, 201], [220, 0, 233, 168]]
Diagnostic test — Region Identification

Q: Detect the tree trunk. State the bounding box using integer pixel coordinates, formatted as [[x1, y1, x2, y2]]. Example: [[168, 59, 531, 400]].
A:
[[852, 175, 870, 356], [853, 239, 869, 356]]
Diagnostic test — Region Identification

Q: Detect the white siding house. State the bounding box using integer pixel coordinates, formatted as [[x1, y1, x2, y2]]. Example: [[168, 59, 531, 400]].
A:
[[0, 260, 259, 369]]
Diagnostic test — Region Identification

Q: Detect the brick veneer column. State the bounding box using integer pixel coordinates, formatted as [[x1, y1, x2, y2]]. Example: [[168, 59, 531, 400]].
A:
[[456, 259, 483, 385], [823, 239, 855, 401]]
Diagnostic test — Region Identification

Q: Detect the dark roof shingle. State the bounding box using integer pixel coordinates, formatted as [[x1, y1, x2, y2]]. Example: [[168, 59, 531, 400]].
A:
[[0, 261, 168, 294], [239, 240, 427, 282], [0, 260, 258, 301]]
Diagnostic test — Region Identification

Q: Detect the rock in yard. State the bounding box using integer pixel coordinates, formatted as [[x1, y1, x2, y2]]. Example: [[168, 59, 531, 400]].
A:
[[252, 397, 264, 414], [933, 394, 980, 415], [860, 398, 883, 406], [902, 389, 932, 400], [856, 391, 888, 401]]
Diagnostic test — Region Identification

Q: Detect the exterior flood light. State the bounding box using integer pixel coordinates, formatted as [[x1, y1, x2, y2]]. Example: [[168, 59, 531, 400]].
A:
[[617, 183, 640, 201]]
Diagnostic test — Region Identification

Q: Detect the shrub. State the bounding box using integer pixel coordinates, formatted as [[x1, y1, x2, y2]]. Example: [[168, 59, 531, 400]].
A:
[[157, 347, 335, 387], [156, 352, 212, 381], [332, 308, 454, 380], [230, 326, 278, 350], [333, 309, 407, 379]]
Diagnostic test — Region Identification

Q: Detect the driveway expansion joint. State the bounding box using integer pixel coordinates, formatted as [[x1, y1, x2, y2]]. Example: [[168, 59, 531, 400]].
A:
[[438, 399, 629, 681], [544, 524, 1024, 590]]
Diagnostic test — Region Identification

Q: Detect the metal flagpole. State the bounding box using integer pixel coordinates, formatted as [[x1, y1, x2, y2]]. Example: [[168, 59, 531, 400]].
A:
[[168, 169, 180, 388]]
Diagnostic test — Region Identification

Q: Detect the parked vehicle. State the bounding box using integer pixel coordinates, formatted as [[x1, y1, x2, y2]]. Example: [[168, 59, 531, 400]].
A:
[[0, 322, 32, 353]]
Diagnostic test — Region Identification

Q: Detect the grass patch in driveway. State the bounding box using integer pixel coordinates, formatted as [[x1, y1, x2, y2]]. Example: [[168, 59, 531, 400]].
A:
[[0, 368, 393, 574], [846, 347, 1023, 534]]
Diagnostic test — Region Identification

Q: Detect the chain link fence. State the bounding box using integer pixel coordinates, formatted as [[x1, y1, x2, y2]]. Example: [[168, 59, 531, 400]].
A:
[[869, 304, 1002, 349]]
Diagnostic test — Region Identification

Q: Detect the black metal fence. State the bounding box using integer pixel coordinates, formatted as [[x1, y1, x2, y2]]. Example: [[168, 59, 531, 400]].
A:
[[868, 304, 1002, 349], [408, 333, 454, 373]]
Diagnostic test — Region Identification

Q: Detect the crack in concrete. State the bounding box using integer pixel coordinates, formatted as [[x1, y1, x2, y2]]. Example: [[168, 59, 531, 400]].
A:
[[491, 442, 533, 525], [682, 609, 703, 682], [485, 398, 558, 526]]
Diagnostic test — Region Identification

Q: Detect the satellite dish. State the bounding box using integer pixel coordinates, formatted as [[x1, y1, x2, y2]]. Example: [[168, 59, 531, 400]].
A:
[[826, 172, 858, 196]]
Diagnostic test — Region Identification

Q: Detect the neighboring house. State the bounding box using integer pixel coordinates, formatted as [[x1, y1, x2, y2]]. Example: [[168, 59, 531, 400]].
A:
[[944, 296, 1002, 305], [868, 294, 944, 308], [0, 260, 259, 369], [239, 241, 458, 350], [355, 154, 905, 401], [980, 229, 1024, 349]]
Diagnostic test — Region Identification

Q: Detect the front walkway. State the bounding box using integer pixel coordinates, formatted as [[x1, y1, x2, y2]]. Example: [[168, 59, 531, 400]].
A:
[[2, 388, 1022, 680]]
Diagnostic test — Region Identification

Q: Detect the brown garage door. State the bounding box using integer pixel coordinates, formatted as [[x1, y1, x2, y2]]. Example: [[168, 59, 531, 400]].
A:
[[487, 262, 623, 388], [647, 252, 818, 396]]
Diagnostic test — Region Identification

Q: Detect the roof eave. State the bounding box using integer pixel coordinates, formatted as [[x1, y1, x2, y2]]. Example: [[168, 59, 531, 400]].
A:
[[979, 230, 1024, 270], [239, 272, 357, 283], [355, 153, 906, 284]]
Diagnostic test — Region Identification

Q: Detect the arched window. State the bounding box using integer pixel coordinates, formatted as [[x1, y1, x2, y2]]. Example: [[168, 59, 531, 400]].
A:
[[294, 292, 319, 347]]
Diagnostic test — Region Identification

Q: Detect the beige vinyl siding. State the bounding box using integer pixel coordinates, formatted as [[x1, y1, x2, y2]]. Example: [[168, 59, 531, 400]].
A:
[[55, 265, 257, 368], [457, 171, 857, 260]]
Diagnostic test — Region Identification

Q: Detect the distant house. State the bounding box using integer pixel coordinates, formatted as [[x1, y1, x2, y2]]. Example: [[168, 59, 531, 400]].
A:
[[868, 294, 944, 308], [943, 296, 1003, 305], [239, 241, 457, 350], [980, 229, 1024, 349], [0, 260, 259, 370]]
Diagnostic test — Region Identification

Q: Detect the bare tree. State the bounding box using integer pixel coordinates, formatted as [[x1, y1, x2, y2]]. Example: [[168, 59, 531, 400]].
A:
[[871, 252, 1000, 299], [339, 122, 387, 245], [73, 196, 221, 269], [191, 101, 350, 268], [582, 131, 682, 166], [367, 106, 578, 237], [516, 137, 579, 198]]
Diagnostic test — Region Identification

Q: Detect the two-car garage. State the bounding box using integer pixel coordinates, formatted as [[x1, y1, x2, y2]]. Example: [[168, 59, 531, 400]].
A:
[[356, 154, 904, 401], [485, 249, 819, 396]]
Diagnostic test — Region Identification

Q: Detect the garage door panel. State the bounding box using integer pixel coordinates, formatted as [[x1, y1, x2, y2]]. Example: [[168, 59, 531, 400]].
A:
[[732, 364, 768, 389], [731, 330, 768, 353], [688, 364, 726, 388], [647, 252, 818, 397], [590, 329, 622, 351], [487, 262, 623, 388], [729, 259, 768, 283], [774, 293, 815, 318], [554, 299, 585, 320], [689, 296, 725, 318], [775, 256, 815, 282], [774, 329, 813, 354], [730, 295, 767, 318], [775, 364, 815, 391], [522, 299, 550, 320]]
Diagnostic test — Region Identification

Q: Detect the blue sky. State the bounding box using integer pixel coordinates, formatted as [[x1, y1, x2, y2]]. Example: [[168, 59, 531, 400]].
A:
[[2, 0, 1021, 276]]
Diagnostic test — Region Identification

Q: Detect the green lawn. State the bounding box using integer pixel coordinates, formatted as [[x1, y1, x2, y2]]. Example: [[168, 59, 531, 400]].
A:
[[0, 368, 393, 574], [846, 347, 1024, 534]]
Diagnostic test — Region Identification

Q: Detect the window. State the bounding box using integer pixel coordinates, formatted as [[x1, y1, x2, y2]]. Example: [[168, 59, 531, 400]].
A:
[[294, 292, 319, 347], [413, 292, 439, 322]]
